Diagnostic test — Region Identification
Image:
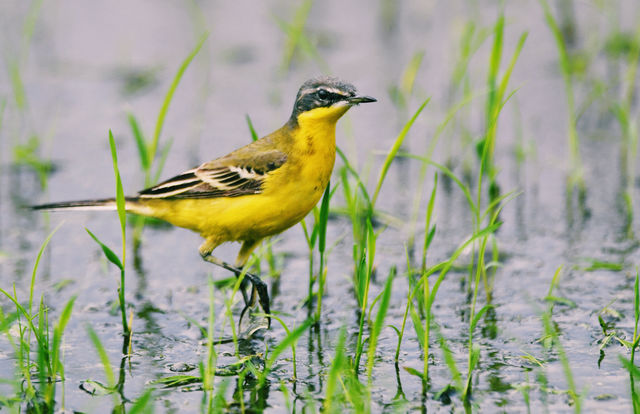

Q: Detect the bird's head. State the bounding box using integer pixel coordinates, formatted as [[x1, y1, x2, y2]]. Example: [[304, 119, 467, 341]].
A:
[[289, 77, 376, 126]]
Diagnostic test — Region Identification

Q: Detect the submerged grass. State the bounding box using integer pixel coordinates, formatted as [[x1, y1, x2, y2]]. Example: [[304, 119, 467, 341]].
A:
[[541, 266, 583, 412], [86, 130, 130, 339], [85, 326, 119, 405], [388, 50, 425, 122], [0, 223, 75, 412], [5, 0, 53, 193], [365, 266, 395, 384], [539, 0, 584, 190], [611, 24, 640, 239], [314, 184, 332, 321], [621, 271, 640, 413], [480, 14, 527, 191]]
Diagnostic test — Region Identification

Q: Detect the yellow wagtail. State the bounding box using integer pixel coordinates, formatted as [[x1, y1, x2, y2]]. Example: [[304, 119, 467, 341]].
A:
[[33, 76, 376, 328]]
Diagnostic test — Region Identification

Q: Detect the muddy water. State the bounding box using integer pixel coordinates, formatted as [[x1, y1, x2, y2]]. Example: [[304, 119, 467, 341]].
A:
[[1, 0, 640, 412]]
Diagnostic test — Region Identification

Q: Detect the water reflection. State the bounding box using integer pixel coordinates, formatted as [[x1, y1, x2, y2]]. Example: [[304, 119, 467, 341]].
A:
[[564, 181, 589, 244]]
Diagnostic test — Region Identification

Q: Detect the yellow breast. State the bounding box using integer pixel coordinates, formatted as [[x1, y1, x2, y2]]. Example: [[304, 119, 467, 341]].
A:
[[133, 104, 348, 244], [260, 116, 337, 231]]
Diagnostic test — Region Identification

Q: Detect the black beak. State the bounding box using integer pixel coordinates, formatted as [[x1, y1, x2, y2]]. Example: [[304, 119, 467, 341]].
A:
[[348, 95, 377, 105]]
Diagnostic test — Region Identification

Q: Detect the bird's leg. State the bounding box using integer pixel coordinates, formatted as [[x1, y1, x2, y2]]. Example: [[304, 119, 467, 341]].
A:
[[234, 239, 270, 330], [202, 255, 270, 330], [198, 239, 270, 330], [199, 253, 254, 304], [199, 239, 250, 305]]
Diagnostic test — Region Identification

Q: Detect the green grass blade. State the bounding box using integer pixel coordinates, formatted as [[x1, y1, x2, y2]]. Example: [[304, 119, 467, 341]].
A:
[[276, 0, 314, 71], [260, 319, 313, 386], [539, 0, 580, 179], [29, 222, 63, 315], [86, 325, 119, 406], [0, 288, 42, 343], [401, 51, 425, 98], [85, 228, 124, 271], [8, 60, 27, 110], [497, 32, 528, 111], [300, 218, 313, 247], [486, 14, 504, 119], [36, 296, 47, 383], [438, 333, 464, 392], [372, 97, 430, 206], [128, 389, 154, 414], [398, 153, 479, 218], [539, 0, 571, 76], [622, 355, 640, 378], [367, 267, 395, 382], [127, 113, 149, 171], [246, 114, 259, 142], [470, 304, 492, 333], [409, 301, 425, 349], [108, 130, 130, 336], [150, 33, 208, 162], [428, 222, 502, 307], [634, 270, 639, 342], [318, 183, 331, 254], [547, 265, 563, 297], [49, 295, 76, 403], [324, 327, 347, 412], [108, 130, 126, 250], [541, 310, 581, 412], [21, 0, 44, 56], [0, 310, 19, 332], [365, 218, 376, 300], [421, 172, 438, 270], [315, 183, 332, 320], [463, 343, 482, 400], [51, 296, 76, 366], [153, 138, 174, 185]]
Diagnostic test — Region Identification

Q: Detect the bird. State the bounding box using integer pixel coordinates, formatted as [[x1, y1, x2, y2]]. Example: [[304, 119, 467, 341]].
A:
[[32, 76, 376, 330]]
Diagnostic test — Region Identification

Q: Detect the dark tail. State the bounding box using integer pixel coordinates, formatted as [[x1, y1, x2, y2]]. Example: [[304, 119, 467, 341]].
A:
[[31, 198, 135, 211]]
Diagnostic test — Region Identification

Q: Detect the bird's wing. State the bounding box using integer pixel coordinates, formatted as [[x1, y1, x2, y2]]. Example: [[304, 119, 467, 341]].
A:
[[137, 148, 287, 199]]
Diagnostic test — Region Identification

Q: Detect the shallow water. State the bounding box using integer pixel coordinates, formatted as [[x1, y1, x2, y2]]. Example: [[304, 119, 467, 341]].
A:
[[2, 0, 640, 412]]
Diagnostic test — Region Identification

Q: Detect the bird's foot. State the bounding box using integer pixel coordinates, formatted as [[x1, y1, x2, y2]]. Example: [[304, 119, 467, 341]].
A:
[[201, 253, 271, 331], [237, 276, 271, 332]]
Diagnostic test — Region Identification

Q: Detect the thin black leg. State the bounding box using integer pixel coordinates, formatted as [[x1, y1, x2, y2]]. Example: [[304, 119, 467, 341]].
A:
[[200, 253, 271, 329]]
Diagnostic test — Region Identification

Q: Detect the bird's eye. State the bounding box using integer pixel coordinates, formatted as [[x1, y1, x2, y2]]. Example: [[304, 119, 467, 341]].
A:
[[317, 89, 329, 100]]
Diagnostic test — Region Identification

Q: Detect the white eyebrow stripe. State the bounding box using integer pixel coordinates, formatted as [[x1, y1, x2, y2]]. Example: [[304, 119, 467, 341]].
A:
[[299, 87, 351, 97], [313, 87, 349, 95], [325, 87, 349, 95]]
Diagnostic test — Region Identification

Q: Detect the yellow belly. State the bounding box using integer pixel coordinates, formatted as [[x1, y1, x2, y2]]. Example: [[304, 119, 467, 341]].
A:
[[134, 148, 335, 243]]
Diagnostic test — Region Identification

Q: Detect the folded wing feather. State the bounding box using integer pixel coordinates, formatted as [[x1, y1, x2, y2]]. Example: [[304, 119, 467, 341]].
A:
[[138, 150, 287, 199]]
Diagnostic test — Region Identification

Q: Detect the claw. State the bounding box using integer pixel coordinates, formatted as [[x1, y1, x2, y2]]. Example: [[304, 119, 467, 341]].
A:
[[239, 277, 251, 307], [244, 272, 271, 329], [238, 285, 256, 332]]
